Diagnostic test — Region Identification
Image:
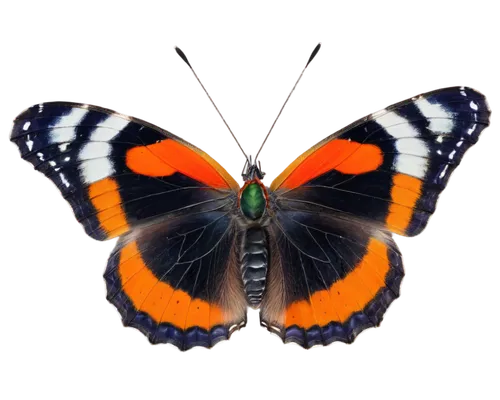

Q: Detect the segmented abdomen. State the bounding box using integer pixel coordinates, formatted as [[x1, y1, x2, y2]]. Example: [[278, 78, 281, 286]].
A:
[[240, 227, 268, 307]]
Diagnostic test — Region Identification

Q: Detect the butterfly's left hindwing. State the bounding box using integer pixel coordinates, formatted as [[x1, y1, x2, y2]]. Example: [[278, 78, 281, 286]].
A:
[[263, 87, 490, 347], [105, 212, 247, 350], [11, 102, 246, 350]]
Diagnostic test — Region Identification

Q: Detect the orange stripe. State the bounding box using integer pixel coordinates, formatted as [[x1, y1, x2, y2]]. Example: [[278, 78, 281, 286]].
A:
[[285, 238, 390, 329], [88, 178, 129, 238], [118, 241, 224, 330], [386, 173, 422, 235], [273, 139, 383, 190], [285, 300, 317, 329], [126, 138, 239, 191]]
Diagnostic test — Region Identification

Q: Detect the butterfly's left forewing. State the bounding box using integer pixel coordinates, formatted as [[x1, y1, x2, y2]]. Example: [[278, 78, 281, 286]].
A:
[[11, 102, 246, 350], [263, 87, 490, 347]]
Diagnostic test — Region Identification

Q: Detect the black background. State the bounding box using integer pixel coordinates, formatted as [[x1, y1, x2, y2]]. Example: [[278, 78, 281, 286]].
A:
[[0, 38, 497, 360]]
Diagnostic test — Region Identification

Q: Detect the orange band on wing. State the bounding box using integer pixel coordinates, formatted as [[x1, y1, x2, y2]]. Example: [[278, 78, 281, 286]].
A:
[[285, 238, 390, 329], [386, 173, 422, 235], [126, 138, 239, 191], [88, 178, 129, 238], [272, 139, 383, 190], [118, 241, 225, 330]]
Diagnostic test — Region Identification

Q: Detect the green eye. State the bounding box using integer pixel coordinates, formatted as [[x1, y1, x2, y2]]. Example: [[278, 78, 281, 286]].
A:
[[240, 183, 266, 220]]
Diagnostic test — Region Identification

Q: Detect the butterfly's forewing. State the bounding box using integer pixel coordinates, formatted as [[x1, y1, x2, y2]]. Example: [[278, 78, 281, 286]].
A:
[[11, 102, 246, 350], [263, 87, 490, 347], [271, 87, 490, 236], [11, 102, 239, 240]]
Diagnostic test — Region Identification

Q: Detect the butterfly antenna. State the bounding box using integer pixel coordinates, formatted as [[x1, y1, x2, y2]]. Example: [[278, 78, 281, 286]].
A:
[[172, 43, 249, 160], [255, 40, 325, 160]]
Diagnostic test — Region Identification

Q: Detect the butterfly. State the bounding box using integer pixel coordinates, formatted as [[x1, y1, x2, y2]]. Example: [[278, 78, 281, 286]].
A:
[[10, 45, 490, 350]]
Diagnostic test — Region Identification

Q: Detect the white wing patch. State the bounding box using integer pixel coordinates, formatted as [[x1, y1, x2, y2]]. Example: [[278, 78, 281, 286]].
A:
[[78, 114, 130, 184], [80, 158, 115, 184], [79, 142, 112, 160], [373, 110, 429, 179], [375, 111, 420, 139], [414, 97, 454, 133], [393, 137, 428, 157], [90, 114, 130, 141], [49, 108, 88, 144], [394, 154, 428, 179]]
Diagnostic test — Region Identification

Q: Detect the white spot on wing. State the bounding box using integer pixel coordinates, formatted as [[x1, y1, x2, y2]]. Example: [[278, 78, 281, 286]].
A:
[[59, 173, 71, 188], [395, 154, 428, 179], [80, 158, 114, 184], [395, 137, 428, 157], [76, 114, 129, 182], [90, 114, 130, 141], [470, 100, 478, 111], [79, 142, 112, 160], [468, 123, 477, 136], [415, 98, 454, 133], [439, 164, 449, 179], [375, 111, 420, 139], [49, 108, 88, 144], [374, 110, 429, 178], [26, 136, 34, 151], [23, 121, 31, 131]]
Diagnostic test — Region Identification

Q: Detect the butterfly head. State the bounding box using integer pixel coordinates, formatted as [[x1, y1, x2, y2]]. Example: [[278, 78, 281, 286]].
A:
[[242, 157, 265, 182]]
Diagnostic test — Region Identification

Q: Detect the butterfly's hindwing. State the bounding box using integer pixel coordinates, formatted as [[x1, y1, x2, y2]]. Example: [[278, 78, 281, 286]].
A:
[[104, 211, 247, 350], [261, 209, 404, 347]]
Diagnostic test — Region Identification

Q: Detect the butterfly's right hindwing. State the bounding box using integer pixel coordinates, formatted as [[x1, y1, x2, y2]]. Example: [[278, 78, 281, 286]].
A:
[[261, 208, 404, 348]]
